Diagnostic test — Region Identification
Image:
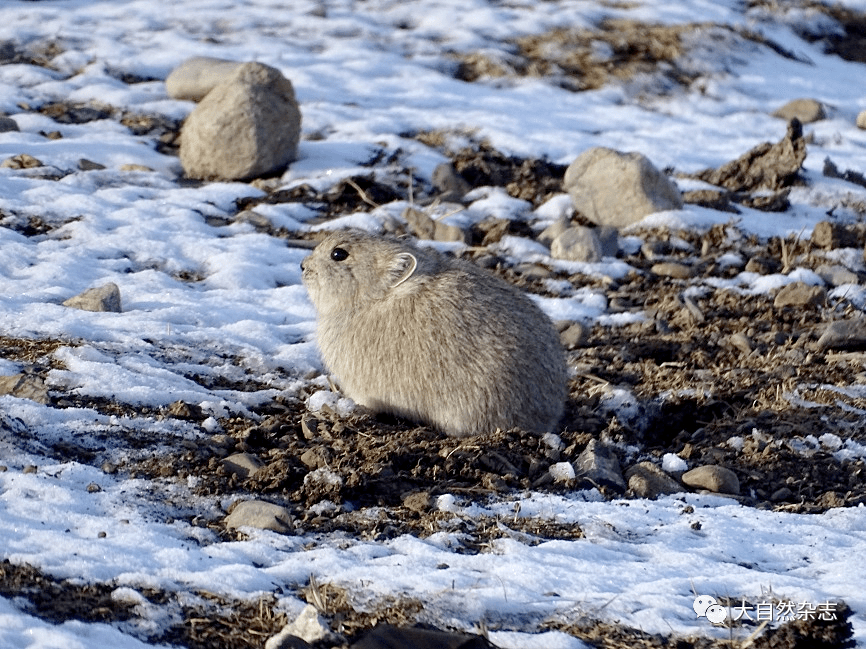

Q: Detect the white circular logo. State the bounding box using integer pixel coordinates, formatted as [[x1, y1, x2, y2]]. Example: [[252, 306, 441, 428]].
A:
[[693, 595, 717, 617], [706, 603, 728, 624]]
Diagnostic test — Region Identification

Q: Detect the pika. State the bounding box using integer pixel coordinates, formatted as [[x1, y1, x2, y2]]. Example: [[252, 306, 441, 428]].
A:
[[300, 229, 567, 437]]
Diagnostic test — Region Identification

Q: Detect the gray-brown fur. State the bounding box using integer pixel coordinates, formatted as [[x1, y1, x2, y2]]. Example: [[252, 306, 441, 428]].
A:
[[300, 229, 567, 437]]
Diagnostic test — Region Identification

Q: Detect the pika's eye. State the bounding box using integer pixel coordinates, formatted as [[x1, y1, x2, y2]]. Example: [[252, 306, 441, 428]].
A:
[[330, 247, 349, 262]]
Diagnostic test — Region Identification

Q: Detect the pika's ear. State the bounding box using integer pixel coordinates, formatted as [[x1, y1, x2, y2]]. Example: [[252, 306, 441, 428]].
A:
[[387, 252, 418, 288]]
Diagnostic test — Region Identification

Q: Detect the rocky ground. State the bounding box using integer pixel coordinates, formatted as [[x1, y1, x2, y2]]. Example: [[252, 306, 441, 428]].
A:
[[2, 134, 864, 647], [2, 3, 866, 649]]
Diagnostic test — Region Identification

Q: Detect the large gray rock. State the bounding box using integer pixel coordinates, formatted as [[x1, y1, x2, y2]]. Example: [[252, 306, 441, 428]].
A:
[[62, 282, 122, 312], [221, 452, 264, 479], [575, 439, 626, 492], [682, 465, 740, 495], [166, 56, 245, 101], [773, 282, 826, 309], [564, 147, 682, 228], [816, 318, 866, 351], [225, 499, 294, 534], [772, 98, 825, 124], [625, 462, 684, 499], [180, 62, 301, 181]]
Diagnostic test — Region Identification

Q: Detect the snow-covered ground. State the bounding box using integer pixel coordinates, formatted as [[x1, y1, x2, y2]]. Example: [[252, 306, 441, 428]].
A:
[[1, 0, 865, 647]]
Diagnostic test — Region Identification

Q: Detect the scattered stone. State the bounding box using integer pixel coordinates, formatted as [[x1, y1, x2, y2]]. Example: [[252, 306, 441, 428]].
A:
[[773, 282, 825, 309], [681, 295, 705, 323], [0, 374, 50, 404], [548, 461, 576, 483], [550, 226, 603, 262], [472, 217, 534, 246], [402, 491, 431, 513], [815, 318, 866, 351], [513, 262, 551, 280], [745, 256, 781, 275], [402, 205, 468, 243], [823, 157, 866, 189], [771, 486, 794, 502], [641, 239, 671, 260], [691, 119, 806, 193], [574, 439, 626, 492], [222, 453, 264, 479], [559, 321, 589, 349], [179, 61, 302, 181], [78, 158, 106, 171], [538, 216, 570, 247], [353, 625, 495, 649], [119, 163, 154, 172], [165, 56, 245, 101], [816, 264, 859, 287], [811, 220, 858, 250], [431, 162, 471, 202], [597, 225, 619, 257], [234, 209, 273, 230], [564, 147, 683, 228], [39, 101, 111, 125], [681, 188, 739, 213], [771, 98, 825, 123], [0, 116, 19, 132], [741, 190, 792, 212], [266, 604, 333, 648], [300, 446, 332, 470], [650, 261, 693, 279], [726, 332, 753, 356], [225, 499, 293, 534], [1, 153, 43, 169], [62, 282, 122, 313], [681, 465, 740, 495], [167, 400, 203, 419], [625, 462, 683, 499], [858, 110, 866, 130], [300, 417, 318, 440]]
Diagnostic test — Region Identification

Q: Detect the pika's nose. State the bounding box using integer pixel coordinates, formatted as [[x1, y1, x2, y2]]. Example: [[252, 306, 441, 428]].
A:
[[300, 259, 306, 271]]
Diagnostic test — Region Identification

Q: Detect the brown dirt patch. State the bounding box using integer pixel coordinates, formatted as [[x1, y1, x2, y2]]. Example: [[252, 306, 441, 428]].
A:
[[682, 119, 807, 212], [455, 20, 802, 93], [448, 142, 566, 206], [769, 1, 866, 64]]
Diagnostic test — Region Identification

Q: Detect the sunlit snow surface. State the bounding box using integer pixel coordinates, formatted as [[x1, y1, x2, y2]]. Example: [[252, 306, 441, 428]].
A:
[[1, 0, 866, 646]]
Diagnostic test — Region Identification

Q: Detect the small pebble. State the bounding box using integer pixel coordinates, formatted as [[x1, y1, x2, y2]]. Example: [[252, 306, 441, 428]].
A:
[[682, 464, 740, 495], [651, 261, 693, 279]]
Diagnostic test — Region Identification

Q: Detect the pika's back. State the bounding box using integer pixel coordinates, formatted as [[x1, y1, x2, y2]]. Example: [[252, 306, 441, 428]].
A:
[[301, 229, 567, 437]]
